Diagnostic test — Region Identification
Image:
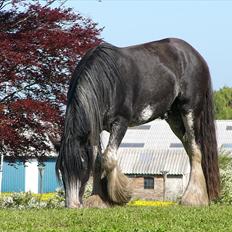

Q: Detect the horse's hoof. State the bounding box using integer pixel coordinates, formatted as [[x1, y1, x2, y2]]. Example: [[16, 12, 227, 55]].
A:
[[84, 195, 109, 208], [181, 192, 209, 206]]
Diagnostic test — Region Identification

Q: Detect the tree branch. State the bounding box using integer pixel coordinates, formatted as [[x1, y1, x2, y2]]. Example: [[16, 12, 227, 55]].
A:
[[0, 82, 37, 103], [8, 0, 59, 29], [0, 0, 11, 10]]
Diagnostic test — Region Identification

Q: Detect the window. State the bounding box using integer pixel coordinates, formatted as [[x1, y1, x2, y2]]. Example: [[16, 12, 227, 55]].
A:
[[120, 143, 144, 148], [226, 126, 232, 130], [169, 143, 183, 148], [130, 125, 151, 130], [144, 177, 154, 189], [222, 144, 232, 149]]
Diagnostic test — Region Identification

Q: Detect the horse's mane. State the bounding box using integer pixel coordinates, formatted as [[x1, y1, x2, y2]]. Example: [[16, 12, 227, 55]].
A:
[[67, 42, 121, 144], [56, 43, 121, 181]]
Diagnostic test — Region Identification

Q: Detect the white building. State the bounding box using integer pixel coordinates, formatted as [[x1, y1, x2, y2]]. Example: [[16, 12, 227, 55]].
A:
[[101, 120, 232, 200]]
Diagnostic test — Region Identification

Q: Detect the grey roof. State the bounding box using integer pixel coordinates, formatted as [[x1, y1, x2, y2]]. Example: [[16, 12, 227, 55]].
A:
[[117, 148, 190, 175], [101, 120, 232, 151]]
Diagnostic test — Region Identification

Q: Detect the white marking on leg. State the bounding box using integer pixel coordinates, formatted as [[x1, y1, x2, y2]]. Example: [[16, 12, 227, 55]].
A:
[[107, 147, 117, 160], [66, 179, 81, 208], [102, 146, 117, 173], [140, 105, 153, 121], [185, 111, 202, 161], [182, 159, 208, 205], [186, 111, 194, 134], [103, 146, 132, 204]]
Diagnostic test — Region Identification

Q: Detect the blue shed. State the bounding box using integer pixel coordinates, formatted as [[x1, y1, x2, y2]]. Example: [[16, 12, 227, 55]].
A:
[[38, 158, 60, 193], [1, 158, 61, 193], [2, 160, 25, 192]]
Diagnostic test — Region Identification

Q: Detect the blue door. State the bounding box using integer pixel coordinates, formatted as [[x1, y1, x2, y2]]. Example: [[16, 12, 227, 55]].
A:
[[38, 159, 60, 193], [2, 161, 25, 192]]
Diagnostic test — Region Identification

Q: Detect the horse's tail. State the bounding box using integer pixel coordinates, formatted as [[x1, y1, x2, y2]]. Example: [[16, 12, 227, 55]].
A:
[[196, 77, 220, 201]]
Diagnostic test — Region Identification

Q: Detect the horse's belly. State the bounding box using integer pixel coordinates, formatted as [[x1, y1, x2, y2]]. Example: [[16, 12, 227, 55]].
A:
[[129, 102, 170, 126]]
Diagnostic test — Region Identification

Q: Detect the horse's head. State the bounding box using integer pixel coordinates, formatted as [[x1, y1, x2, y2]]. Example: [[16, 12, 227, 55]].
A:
[[50, 135, 93, 208]]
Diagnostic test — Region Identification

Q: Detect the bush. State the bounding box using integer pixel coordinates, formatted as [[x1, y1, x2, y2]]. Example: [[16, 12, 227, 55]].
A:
[[0, 181, 93, 209], [217, 151, 232, 204], [83, 179, 93, 199], [0, 189, 65, 209]]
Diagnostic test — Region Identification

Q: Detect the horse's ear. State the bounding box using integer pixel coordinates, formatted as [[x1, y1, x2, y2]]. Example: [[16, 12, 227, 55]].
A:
[[48, 135, 61, 152]]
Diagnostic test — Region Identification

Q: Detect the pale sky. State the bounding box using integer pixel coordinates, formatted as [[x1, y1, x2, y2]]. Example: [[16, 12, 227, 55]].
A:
[[65, 0, 232, 90]]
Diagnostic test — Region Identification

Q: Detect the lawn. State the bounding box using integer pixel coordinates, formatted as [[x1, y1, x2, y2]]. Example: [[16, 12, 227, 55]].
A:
[[0, 205, 232, 232]]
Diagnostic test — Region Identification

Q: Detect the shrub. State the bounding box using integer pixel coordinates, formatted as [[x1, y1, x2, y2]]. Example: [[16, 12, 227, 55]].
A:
[[0, 189, 65, 209], [0, 179, 94, 209], [217, 151, 232, 204], [83, 179, 93, 199]]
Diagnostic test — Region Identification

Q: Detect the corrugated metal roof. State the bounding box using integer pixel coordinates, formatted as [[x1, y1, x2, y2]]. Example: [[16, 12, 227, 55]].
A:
[[117, 148, 190, 175]]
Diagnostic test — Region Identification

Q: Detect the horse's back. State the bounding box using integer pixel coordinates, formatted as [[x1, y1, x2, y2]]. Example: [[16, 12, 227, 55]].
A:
[[113, 38, 210, 123], [120, 39, 209, 94], [120, 38, 207, 74]]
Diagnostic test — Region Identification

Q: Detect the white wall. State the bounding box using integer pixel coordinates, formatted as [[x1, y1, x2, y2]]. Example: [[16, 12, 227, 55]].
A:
[[182, 173, 190, 193], [25, 159, 38, 193], [166, 176, 184, 201]]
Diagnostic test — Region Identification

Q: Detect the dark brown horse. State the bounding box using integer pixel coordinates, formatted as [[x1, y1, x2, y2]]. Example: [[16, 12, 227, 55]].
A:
[[56, 38, 220, 208]]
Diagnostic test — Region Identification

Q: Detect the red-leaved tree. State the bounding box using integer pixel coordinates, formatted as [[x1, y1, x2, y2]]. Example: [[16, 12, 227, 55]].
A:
[[0, 0, 102, 158]]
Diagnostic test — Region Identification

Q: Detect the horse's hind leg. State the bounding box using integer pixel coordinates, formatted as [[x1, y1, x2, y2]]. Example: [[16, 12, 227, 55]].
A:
[[101, 117, 132, 205], [181, 111, 209, 206], [166, 110, 208, 206], [166, 110, 186, 143]]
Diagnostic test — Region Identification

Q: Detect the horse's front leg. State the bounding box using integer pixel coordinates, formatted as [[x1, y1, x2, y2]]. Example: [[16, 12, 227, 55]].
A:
[[84, 146, 109, 208], [101, 117, 132, 205]]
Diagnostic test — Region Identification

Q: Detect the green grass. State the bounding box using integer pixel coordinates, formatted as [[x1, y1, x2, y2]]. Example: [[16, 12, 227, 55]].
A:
[[0, 205, 232, 232]]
